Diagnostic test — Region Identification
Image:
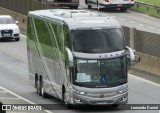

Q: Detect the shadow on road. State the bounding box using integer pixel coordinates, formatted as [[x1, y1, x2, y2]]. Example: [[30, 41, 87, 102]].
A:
[[0, 39, 17, 43]]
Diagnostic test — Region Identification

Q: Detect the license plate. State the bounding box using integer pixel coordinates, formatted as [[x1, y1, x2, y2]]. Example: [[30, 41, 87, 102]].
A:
[[4, 30, 9, 32], [117, 4, 123, 6], [96, 102, 108, 105], [3, 34, 10, 36]]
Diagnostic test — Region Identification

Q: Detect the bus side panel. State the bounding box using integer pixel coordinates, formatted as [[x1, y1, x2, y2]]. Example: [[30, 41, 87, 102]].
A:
[[33, 18, 59, 98], [27, 16, 46, 87], [33, 18, 67, 100]]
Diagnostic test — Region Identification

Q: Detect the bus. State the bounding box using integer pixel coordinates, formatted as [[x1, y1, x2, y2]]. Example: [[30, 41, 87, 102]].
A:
[[37, 0, 79, 9], [85, 0, 134, 11], [27, 9, 136, 108]]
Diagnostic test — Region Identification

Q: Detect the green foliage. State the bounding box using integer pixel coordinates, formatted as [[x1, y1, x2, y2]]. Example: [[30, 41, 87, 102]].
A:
[[137, 0, 160, 6], [132, 1, 160, 17]]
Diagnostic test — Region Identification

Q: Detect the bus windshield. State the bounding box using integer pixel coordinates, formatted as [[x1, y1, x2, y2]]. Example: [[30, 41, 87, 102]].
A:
[[72, 28, 125, 53], [74, 57, 127, 88]]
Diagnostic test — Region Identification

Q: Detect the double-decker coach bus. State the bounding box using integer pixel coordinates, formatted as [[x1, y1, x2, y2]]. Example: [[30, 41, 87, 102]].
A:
[[85, 0, 134, 11], [27, 9, 136, 108]]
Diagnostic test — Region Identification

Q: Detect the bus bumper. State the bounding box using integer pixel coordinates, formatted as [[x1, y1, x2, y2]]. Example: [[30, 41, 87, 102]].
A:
[[71, 92, 128, 105], [99, 3, 134, 9]]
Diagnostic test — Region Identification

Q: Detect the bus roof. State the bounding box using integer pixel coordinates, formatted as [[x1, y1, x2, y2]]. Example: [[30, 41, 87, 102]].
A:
[[28, 9, 121, 29]]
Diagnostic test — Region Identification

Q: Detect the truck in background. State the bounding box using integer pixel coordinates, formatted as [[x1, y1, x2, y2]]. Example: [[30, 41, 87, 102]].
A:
[[37, 0, 79, 9]]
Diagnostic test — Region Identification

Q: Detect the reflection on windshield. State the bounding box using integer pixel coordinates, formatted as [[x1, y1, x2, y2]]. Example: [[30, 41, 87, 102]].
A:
[[0, 18, 14, 24], [72, 28, 125, 53], [74, 57, 127, 87]]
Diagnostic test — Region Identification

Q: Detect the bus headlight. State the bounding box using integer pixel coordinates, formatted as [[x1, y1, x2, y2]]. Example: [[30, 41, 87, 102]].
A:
[[73, 89, 86, 95], [117, 88, 128, 94]]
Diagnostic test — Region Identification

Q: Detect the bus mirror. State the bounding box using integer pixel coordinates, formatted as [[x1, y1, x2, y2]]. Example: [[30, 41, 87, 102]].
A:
[[135, 55, 141, 62], [126, 46, 140, 66], [66, 47, 73, 67], [126, 46, 135, 62]]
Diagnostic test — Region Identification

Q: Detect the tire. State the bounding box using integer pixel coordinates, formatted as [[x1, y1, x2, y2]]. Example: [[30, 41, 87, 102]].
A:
[[88, 5, 92, 9], [15, 38, 20, 41], [112, 104, 119, 108], [40, 78, 48, 98], [69, 6, 78, 9], [36, 80, 41, 96], [120, 8, 127, 12], [85, 0, 88, 4], [97, 2, 102, 11], [63, 89, 73, 109]]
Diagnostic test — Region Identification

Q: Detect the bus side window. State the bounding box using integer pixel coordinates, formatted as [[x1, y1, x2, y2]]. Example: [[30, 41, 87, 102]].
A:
[[63, 26, 71, 49]]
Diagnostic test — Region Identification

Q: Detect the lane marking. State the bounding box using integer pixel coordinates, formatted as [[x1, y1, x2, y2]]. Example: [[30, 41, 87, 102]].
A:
[[138, 24, 145, 27], [129, 21, 135, 24], [129, 74, 160, 87], [0, 91, 8, 93], [0, 98, 20, 100], [20, 34, 27, 38], [148, 26, 156, 30], [0, 86, 52, 113], [119, 18, 126, 21], [17, 53, 27, 58]]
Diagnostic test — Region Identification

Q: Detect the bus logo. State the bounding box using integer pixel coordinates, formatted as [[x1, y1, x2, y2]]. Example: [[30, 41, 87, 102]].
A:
[[100, 94, 104, 98]]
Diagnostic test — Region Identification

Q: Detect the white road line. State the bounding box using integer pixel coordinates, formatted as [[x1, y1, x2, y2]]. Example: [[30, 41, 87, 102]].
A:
[[119, 18, 126, 21], [0, 98, 20, 100], [0, 91, 8, 93], [138, 24, 145, 27], [129, 74, 160, 87], [148, 26, 156, 30], [17, 53, 27, 58], [0, 86, 52, 113], [20, 34, 27, 38], [129, 21, 135, 24], [110, 16, 116, 18]]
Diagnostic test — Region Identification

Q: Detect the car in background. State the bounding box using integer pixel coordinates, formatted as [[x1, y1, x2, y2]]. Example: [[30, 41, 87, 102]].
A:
[[0, 15, 20, 41]]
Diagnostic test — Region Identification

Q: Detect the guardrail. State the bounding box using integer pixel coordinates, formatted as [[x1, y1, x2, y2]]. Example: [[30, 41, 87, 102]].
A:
[[135, 1, 160, 14]]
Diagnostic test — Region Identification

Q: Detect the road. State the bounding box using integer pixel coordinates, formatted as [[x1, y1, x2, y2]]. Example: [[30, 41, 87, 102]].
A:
[[0, 35, 160, 113], [79, 0, 160, 34]]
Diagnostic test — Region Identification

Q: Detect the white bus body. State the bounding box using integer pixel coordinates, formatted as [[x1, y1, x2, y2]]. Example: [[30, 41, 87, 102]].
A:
[[27, 9, 136, 108]]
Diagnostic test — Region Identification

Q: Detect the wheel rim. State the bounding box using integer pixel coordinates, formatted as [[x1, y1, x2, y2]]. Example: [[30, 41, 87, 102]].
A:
[[41, 83, 44, 96], [64, 93, 68, 105], [97, 4, 100, 10]]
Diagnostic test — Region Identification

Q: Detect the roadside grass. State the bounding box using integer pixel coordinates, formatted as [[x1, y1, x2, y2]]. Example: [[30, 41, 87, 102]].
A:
[[131, 0, 160, 18], [137, 0, 160, 6]]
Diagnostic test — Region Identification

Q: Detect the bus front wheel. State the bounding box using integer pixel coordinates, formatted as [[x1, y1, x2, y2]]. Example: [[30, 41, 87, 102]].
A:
[[62, 89, 73, 109], [88, 5, 92, 9]]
